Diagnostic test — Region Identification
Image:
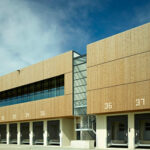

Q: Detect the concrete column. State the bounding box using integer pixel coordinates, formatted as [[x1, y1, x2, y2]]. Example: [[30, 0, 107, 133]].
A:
[[29, 122, 33, 145], [6, 124, 9, 144], [80, 116, 83, 140], [128, 113, 135, 149], [60, 119, 63, 147], [17, 123, 21, 145], [73, 117, 77, 140], [96, 115, 107, 149], [43, 120, 47, 146], [60, 118, 75, 147]]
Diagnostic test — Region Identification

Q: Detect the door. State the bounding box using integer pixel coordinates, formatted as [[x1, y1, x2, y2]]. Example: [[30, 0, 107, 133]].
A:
[[135, 113, 150, 147], [47, 120, 60, 145], [9, 123, 17, 144], [20, 122, 29, 144], [0, 124, 6, 144], [107, 115, 128, 147], [33, 121, 43, 145]]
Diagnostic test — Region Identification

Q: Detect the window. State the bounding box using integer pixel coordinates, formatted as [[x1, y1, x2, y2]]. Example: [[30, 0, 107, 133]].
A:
[[0, 75, 64, 107], [56, 75, 64, 96]]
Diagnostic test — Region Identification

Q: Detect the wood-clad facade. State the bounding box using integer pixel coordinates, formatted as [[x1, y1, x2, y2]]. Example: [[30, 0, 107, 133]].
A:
[[0, 51, 73, 123], [0, 51, 72, 92], [0, 23, 150, 149], [87, 23, 150, 114]]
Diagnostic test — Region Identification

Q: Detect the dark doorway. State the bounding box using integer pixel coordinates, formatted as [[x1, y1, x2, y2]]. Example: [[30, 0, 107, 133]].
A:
[[0, 124, 6, 144], [47, 120, 60, 145], [33, 121, 43, 145], [9, 123, 17, 144], [135, 113, 150, 148], [107, 115, 128, 147], [20, 122, 29, 144]]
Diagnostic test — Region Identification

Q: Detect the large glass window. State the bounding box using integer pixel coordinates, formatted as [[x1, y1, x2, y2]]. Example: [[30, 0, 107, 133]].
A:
[[0, 75, 64, 107]]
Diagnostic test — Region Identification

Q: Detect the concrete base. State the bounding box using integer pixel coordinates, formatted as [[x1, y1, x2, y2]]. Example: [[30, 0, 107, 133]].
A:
[[71, 140, 94, 149], [0, 144, 149, 150], [0, 144, 90, 150]]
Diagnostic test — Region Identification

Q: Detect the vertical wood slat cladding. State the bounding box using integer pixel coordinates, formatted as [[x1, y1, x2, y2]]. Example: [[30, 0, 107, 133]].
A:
[[44, 52, 72, 79], [87, 51, 150, 91], [0, 51, 73, 122], [0, 94, 72, 123], [0, 51, 73, 92], [0, 72, 20, 92], [35, 95, 72, 119], [0, 71, 73, 122], [19, 61, 44, 86], [87, 23, 150, 114], [87, 23, 150, 67], [65, 72, 72, 95], [87, 80, 150, 114], [20, 102, 36, 121]]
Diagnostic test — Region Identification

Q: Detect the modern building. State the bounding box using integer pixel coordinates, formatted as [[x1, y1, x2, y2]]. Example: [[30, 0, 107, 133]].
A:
[[0, 23, 150, 150]]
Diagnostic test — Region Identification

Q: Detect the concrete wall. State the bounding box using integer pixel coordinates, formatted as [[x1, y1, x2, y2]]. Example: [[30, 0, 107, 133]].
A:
[[60, 118, 75, 147]]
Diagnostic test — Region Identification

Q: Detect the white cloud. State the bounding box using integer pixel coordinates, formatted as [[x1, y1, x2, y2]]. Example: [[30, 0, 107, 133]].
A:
[[0, 0, 91, 76]]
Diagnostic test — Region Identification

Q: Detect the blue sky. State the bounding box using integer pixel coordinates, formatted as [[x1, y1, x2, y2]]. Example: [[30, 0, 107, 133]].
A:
[[0, 0, 150, 75]]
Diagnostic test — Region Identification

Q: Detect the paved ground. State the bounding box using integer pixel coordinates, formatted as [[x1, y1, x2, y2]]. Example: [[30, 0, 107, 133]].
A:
[[0, 145, 93, 150], [0, 145, 149, 150]]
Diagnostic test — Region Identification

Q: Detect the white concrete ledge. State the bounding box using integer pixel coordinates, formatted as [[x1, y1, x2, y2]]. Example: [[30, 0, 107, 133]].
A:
[[71, 140, 94, 149]]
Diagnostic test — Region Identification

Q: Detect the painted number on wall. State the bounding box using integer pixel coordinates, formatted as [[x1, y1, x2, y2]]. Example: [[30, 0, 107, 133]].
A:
[[136, 98, 145, 106], [12, 114, 16, 119], [104, 102, 112, 110], [40, 111, 45, 116], [1, 116, 5, 121], [25, 113, 30, 118]]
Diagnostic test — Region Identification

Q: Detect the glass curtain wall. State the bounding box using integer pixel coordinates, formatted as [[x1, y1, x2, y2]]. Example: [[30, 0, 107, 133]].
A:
[[73, 55, 87, 115]]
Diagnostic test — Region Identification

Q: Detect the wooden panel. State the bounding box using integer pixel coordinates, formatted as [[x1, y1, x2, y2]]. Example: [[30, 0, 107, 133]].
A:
[[35, 95, 72, 119], [8, 104, 20, 122], [19, 102, 36, 121], [87, 23, 150, 67], [87, 80, 150, 114], [0, 76, 2, 91], [88, 51, 150, 90], [60, 94, 73, 117], [87, 66, 98, 90], [35, 99, 51, 119], [0, 106, 8, 123], [19, 61, 44, 86], [0, 72, 19, 92], [0, 102, 36, 123], [0, 94, 72, 123], [43, 51, 73, 79], [65, 72, 72, 94], [0, 51, 73, 92]]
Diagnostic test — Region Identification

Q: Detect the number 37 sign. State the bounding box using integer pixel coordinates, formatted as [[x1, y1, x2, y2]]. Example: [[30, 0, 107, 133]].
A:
[[136, 98, 145, 106]]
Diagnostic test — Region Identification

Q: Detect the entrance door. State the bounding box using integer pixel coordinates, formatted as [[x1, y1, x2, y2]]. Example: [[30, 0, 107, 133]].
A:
[[47, 120, 60, 145], [0, 124, 6, 144], [135, 113, 150, 147], [107, 115, 128, 147], [20, 122, 29, 144], [9, 123, 17, 144], [33, 121, 43, 145]]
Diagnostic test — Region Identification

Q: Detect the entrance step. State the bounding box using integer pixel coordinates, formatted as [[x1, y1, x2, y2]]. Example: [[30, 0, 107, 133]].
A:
[[71, 140, 94, 149]]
